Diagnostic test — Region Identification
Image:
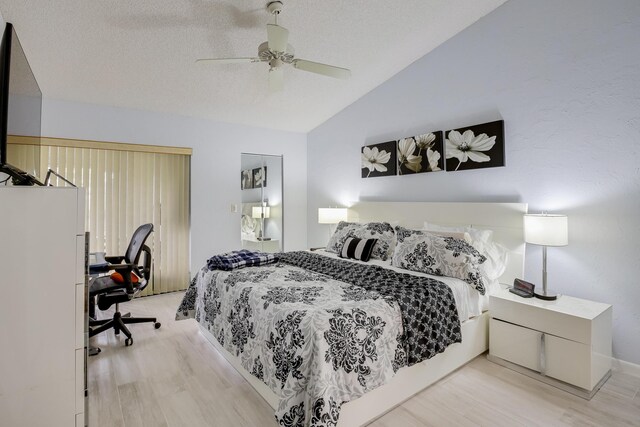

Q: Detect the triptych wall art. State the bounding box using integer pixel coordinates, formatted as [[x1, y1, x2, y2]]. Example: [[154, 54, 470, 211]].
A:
[[361, 120, 504, 178], [241, 166, 268, 190]]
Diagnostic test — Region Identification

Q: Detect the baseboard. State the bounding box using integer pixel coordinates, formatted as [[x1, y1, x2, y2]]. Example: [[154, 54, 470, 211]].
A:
[[612, 358, 640, 378]]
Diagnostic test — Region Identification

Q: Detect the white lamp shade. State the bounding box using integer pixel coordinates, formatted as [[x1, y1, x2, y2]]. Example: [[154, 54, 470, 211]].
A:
[[252, 206, 270, 219], [318, 208, 348, 224], [524, 214, 568, 246]]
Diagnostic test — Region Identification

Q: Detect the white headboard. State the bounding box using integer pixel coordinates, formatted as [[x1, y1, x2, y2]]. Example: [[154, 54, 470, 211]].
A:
[[347, 202, 528, 286]]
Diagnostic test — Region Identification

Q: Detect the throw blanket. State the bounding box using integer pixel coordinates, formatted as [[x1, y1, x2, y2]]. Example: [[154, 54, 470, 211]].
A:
[[177, 251, 461, 427], [206, 249, 279, 271]]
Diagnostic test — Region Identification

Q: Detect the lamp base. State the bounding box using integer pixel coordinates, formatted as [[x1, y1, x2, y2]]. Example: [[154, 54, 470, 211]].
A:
[[534, 288, 558, 300]]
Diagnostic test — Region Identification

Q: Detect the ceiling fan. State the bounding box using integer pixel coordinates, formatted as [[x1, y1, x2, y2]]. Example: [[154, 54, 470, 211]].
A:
[[196, 1, 351, 92]]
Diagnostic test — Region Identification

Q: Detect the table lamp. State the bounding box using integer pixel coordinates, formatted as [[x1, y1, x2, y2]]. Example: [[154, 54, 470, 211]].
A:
[[318, 207, 348, 240], [524, 213, 568, 300], [252, 206, 270, 240]]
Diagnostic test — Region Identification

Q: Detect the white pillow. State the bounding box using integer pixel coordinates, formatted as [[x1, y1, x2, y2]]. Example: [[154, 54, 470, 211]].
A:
[[475, 240, 509, 281]]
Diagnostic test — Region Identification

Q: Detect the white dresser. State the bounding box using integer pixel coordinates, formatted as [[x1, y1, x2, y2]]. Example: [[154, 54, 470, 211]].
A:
[[0, 187, 87, 426], [488, 287, 612, 399]]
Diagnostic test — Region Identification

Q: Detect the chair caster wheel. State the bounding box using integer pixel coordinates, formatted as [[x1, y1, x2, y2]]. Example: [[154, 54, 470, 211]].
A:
[[154, 322, 161, 329], [125, 338, 133, 346]]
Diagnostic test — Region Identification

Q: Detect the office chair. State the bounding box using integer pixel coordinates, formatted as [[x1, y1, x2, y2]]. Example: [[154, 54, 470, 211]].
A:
[[89, 223, 161, 347]]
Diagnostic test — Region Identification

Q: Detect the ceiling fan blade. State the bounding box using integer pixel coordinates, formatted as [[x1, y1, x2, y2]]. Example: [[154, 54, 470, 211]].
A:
[[267, 24, 289, 52], [292, 59, 351, 79], [269, 68, 284, 93], [196, 57, 260, 64]]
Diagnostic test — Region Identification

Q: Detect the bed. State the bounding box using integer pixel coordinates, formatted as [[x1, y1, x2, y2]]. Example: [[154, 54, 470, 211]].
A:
[[177, 202, 527, 426]]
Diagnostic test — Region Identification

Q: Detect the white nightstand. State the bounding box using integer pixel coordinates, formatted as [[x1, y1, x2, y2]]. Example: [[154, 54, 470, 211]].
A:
[[487, 287, 612, 399], [242, 238, 280, 253]]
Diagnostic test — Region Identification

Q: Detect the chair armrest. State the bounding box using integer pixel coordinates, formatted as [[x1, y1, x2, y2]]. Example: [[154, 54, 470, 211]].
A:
[[109, 262, 136, 270], [107, 263, 139, 293], [105, 255, 125, 263], [110, 262, 135, 272]]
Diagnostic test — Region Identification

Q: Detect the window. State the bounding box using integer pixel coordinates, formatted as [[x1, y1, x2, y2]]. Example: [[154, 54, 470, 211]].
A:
[[8, 136, 191, 294]]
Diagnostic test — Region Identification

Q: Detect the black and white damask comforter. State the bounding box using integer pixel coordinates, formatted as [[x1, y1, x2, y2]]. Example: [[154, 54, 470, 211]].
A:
[[176, 251, 461, 427]]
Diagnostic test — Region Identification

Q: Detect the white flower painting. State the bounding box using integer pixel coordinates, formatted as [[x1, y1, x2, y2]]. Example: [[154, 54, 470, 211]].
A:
[[253, 166, 267, 188], [397, 131, 444, 175], [445, 120, 505, 172], [361, 141, 397, 178]]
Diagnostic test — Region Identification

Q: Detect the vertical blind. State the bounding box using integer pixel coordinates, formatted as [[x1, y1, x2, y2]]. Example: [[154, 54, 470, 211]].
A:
[[7, 138, 191, 295]]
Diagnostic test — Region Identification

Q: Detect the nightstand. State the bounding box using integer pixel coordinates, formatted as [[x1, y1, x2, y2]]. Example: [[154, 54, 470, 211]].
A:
[[241, 238, 280, 253], [487, 287, 612, 399]]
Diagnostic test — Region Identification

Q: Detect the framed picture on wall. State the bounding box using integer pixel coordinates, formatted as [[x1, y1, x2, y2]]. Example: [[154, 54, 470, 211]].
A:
[[253, 166, 267, 188], [445, 120, 505, 172], [397, 131, 444, 175], [361, 140, 397, 178], [241, 169, 253, 189]]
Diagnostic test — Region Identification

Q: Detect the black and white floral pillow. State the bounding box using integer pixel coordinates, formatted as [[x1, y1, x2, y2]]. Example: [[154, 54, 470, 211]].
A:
[[392, 226, 488, 294], [326, 221, 395, 261]]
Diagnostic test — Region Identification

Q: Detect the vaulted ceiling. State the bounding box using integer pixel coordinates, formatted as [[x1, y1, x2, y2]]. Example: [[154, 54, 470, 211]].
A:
[[0, 0, 506, 132]]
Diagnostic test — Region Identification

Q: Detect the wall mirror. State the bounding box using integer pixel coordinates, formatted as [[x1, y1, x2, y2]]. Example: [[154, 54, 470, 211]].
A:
[[240, 153, 283, 252]]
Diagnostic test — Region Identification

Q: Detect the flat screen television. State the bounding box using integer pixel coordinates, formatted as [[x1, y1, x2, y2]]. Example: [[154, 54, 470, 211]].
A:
[[0, 22, 43, 185]]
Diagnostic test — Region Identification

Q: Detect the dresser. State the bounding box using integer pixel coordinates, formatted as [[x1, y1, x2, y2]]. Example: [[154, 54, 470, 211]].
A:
[[0, 187, 87, 426], [488, 287, 612, 399]]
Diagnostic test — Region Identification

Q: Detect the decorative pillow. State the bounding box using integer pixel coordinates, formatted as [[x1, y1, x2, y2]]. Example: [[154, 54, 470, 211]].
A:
[[424, 222, 493, 246], [424, 230, 472, 243], [392, 226, 488, 294], [339, 237, 377, 262], [326, 221, 395, 260], [424, 222, 508, 282]]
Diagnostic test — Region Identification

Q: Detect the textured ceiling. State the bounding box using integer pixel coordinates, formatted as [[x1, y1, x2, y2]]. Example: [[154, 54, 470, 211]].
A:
[[0, 0, 506, 132]]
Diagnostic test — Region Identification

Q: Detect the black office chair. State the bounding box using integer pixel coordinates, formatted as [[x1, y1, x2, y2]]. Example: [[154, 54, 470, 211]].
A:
[[89, 223, 161, 347]]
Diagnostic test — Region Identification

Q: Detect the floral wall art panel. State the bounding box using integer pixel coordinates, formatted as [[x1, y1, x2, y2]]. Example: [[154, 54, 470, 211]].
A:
[[397, 131, 444, 175], [241, 169, 253, 189], [361, 141, 397, 178], [445, 120, 505, 172], [253, 166, 267, 188]]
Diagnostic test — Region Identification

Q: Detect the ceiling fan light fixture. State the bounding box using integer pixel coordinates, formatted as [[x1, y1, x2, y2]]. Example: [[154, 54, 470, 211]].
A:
[[270, 58, 284, 69], [258, 42, 294, 63], [196, 0, 351, 90]]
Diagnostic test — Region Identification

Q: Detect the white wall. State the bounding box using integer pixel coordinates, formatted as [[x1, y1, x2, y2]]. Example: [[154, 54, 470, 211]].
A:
[[307, 0, 640, 364], [42, 98, 307, 276]]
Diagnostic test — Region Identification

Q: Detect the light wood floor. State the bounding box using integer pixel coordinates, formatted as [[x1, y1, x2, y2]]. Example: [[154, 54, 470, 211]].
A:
[[89, 292, 640, 427]]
